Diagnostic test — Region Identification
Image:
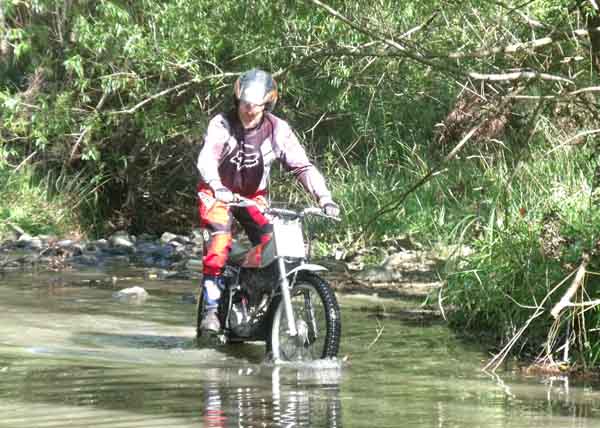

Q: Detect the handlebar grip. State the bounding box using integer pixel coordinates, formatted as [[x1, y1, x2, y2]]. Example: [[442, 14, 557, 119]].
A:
[[268, 207, 299, 217]]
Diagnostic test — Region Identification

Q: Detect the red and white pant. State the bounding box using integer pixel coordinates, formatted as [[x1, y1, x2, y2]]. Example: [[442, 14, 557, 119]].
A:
[[197, 183, 272, 276]]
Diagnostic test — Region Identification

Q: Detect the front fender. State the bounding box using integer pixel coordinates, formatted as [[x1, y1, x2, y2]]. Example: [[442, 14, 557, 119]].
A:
[[286, 263, 328, 277]]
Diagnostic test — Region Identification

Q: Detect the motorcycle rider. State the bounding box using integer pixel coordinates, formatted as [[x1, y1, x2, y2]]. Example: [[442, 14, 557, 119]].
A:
[[197, 68, 340, 333]]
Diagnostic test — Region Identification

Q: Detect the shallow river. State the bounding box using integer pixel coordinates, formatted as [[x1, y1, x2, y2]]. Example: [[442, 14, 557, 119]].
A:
[[1, 269, 600, 427]]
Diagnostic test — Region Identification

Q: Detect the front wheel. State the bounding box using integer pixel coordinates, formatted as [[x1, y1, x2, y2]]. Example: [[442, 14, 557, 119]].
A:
[[268, 273, 341, 361]]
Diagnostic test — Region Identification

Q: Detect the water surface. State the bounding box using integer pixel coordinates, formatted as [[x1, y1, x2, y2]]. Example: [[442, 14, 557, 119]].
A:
[[1, 270, 600, 427]]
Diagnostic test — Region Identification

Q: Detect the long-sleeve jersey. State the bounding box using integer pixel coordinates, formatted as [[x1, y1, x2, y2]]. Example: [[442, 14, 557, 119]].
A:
[[197, 111, 332, 203]]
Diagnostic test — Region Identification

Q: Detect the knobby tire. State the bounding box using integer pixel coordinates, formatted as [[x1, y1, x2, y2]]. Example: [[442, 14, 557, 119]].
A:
[[267, 272, 341, 361]]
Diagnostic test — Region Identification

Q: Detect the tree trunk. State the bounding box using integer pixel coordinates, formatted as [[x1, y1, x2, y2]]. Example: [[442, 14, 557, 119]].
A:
[[0, 3, 11, 60], [589, 13, 600, 74]]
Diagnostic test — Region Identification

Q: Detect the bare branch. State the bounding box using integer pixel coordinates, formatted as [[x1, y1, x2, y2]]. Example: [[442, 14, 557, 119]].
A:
[[304, 0, 451, 73], [14, 150, 37, 171], [507, 86, 600, 100], [399, 11, 439, 39], [484, 269, 577, 372], [550, 253, 590, 319], [546, 129, 600, 155], [367, 321, 385, 350], [111, 80, 195, 115], [448, 27, 600, 59], [469, 70, 574, 85], [515, 10, 547, 29], [571, 85, 600, 95], [564, 129, 600, 145], [69, 91, 109, 162], [362, 125, 480, 234], [110, 72, 240, 115]]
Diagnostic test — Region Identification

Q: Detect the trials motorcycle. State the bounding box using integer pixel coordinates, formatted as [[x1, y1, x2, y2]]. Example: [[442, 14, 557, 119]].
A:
[[196, 199, 341, 361]]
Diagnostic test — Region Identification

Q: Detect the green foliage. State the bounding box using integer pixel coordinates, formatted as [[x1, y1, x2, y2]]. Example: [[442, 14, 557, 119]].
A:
[[444, 141, 600, 359], [0, 166, 78, 237]]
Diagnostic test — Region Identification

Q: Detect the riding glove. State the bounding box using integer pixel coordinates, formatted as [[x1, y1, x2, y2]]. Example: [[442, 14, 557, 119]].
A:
[[320, 197, 340, 218]]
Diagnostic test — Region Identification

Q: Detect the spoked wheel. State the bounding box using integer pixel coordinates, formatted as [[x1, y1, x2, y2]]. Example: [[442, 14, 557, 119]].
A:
[[268, 273, 341, 361]]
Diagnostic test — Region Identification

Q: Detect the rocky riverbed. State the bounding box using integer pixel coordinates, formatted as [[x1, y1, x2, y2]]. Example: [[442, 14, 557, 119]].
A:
[[0, 228, 448, 319]]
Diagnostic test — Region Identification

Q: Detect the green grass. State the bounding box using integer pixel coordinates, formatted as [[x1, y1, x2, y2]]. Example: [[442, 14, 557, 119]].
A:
[[0, 166, 98, 239], [442, 138, 600, 366]]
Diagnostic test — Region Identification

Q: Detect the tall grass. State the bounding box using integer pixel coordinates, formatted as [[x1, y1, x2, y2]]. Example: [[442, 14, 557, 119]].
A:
[[443, 137, 600, 364], [302, 120, 600, 367], [0, 165, 107, 239]]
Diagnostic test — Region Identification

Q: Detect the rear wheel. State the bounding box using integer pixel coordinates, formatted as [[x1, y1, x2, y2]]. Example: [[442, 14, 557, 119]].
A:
[[268, 273, 341, 361]]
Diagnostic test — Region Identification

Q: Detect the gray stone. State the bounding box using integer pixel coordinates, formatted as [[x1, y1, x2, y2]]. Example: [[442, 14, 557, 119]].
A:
[[26, 238, 43, 250], [112, 286, 149, 302], [87, 239, 109, 251], [56, 239, 76, 248], [186, 258, 203, 272], [136, 242, 165, 255], [160, 232, 178, 244], [72, 254, 99, 266], [109, 235, 135, 250], [17, 234, 33, 245]]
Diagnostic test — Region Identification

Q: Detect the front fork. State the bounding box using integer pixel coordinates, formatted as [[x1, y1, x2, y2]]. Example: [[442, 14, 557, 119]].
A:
[[277, 257, 298, 337]]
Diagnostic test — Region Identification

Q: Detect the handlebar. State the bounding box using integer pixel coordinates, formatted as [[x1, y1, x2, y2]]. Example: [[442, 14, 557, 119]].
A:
[[228, 194, 340, 222]]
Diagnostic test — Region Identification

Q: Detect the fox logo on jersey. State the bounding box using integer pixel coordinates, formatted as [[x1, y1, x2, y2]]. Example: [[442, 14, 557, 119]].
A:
[[229, 150, 260, 171]]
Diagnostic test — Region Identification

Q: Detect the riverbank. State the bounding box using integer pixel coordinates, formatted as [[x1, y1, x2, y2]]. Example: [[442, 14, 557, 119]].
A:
[[0, 228, 445, 319]]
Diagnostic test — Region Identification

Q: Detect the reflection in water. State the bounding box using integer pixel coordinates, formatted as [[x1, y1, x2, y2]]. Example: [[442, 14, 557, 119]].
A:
[[201, 365, 342, 427]]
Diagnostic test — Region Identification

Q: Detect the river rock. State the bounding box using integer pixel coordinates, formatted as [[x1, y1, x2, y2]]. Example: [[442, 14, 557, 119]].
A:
[[26, 238, 44, 250], [87, 239, 109, 251], [107, 233, 135, 255], [112, 286, 149, 302], [186, 258, 203, 272], [160, 232, 178, 244], [56, 239, 77, 248], [71, 254, 99, 266], [109, 235, 135, 249], [16, 233, 33, 245]]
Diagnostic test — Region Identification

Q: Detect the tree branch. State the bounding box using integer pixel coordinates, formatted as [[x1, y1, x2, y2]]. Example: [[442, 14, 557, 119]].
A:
[[111, 80, 195, 115], [110, 72, 240, 115], [483, 269, 577, 372], [447, 27, 600, 59], [304, 0, 453, 73], [469, 70, 574, 85], [69, 91, 109, 162], [550, 253, 590, 319], [564, 129, 600, 145], [361, 125, 480, 235]]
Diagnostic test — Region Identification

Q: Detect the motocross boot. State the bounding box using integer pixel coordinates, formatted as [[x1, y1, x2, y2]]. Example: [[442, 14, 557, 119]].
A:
[[200, 275, 224, 333]]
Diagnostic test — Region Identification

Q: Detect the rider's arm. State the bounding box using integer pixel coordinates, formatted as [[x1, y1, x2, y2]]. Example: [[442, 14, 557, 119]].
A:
[[272, 116, 333, 207], [197, 114, 230, 191]]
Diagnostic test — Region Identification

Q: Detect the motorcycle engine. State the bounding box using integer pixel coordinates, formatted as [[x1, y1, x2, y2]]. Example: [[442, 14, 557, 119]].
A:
[[239, 264, 277, 305]]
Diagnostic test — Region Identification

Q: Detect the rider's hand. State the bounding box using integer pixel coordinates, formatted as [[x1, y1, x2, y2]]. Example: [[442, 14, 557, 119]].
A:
[[320, 198, 340, 217], [213, 187, 234, 203]]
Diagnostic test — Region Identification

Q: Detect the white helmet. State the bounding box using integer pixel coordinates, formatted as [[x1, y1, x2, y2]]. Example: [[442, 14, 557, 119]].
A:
[[234, 69, 278, 111]]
